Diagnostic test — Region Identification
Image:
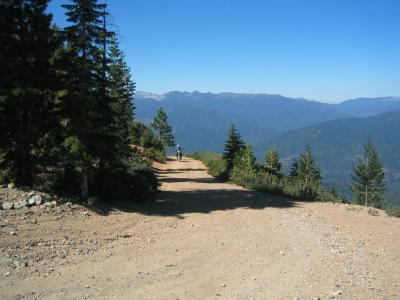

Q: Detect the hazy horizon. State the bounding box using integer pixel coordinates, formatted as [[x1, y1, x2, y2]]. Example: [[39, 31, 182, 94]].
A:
[[135, 90, 400, 104], [47, 0, 400, 104]]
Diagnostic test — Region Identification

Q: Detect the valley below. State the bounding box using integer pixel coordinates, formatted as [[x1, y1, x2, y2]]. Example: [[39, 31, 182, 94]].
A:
[[136, 91, 400, 203]]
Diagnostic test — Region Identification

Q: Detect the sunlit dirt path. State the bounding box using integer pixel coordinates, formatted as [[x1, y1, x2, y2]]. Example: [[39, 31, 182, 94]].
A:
[[1, 157, 399, 299]]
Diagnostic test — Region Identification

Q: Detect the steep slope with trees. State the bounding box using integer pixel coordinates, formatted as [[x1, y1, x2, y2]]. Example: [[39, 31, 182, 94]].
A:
[[265, 109, 400, 203]]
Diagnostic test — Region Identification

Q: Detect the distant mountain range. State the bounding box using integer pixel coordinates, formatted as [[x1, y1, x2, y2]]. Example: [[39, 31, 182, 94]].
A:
[[134, 91, 400, 203]]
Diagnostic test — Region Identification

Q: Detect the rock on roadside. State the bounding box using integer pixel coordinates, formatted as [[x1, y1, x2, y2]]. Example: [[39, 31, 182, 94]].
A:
[[13, 199, 28, 210], [2, 202, 14, 210], [28, 194, 42, 206]]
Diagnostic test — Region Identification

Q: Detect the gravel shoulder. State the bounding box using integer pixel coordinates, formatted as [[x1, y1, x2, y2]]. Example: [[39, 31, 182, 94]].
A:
[[1, 157, 399, 299]]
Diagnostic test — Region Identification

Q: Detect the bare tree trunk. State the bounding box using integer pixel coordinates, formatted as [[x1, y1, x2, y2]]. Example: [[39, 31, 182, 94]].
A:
[[365, 185, 368, 206]]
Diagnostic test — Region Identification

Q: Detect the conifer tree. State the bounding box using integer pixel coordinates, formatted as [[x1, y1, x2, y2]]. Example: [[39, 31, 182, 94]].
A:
[[108, 35, 135, 155], [292, 146, 321, 185], [151, 107, 175, 148], [223, 124, 245, 171], [233, 145, 257, 172], [61, 0, 118, 199], [264, 148, 283, 177], [0, 0, 61, 185], [351, 140, 385, 208]]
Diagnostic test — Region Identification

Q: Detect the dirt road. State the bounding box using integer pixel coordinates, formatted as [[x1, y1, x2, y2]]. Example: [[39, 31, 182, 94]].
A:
[[1, 157, 399, 299]]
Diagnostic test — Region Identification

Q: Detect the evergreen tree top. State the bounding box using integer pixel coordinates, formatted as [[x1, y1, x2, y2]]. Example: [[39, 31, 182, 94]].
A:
[[351, 139, 385, 207], [292, 145, 321, 184]]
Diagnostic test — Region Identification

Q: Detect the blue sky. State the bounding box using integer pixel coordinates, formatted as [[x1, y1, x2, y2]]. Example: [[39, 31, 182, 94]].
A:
[[47, 0, 400, 103]]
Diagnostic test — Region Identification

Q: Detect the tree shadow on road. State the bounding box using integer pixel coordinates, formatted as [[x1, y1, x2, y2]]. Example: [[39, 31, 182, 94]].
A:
[[134, 189, 297, 219], [97, 184, 297, 218], [94, 164, 298, 217]]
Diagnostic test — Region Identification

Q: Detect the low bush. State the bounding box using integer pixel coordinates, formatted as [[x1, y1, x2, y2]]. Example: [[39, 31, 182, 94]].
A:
[[368, 207, 380, 216], [187, 152, 228, 180], [143, 148, 166, 163], [230, 168, 342, 202], [189, 151, 342, 203], [33, 155, 160, 203], [386, 205, 400, 218], [92, 159, 160, 202]]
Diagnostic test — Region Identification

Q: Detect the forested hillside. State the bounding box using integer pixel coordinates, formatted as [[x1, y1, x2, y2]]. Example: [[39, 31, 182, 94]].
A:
[[264, 109, 400, 203]]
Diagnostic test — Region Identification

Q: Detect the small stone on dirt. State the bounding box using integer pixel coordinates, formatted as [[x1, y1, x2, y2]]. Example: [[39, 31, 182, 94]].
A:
[[9, 257, 27, 268], [329, 290, 342, 298], [2, 202, 14, 210], [7, 183, 15, 189], [28, 195, 42, 206]]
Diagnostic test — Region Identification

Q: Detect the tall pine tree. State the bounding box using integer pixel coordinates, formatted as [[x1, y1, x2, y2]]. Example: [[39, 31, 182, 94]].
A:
[[108, 34, 135, 156], [291, 146, 321, 185], [61, 0, 119, 199], [0, 0, 61, 185], [351, 140, 385, 208], [223, 124, 245, 172], [151, 107, 175, 148]]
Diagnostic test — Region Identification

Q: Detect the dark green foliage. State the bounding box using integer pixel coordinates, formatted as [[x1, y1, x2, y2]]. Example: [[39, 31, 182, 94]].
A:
[[0, 0, 158, 202], [187, 152, 228, 180], [264, 148, 283, 177], [57, 0, 153, 200], [151, 107, 175, 148], [351, 140, 385, 208], [223, 124, 245, 172], [108, 35, 135, 157], [128, 121, 166, 162], [129, 121, 163, 150], [0, 0, 62, 185], [92, 160, 159, 202], [60, 0, 120, 199]]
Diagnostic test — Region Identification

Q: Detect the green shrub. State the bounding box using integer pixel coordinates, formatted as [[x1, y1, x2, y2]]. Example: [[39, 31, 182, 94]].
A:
[[143, 148, 166, 163], [386, 206, 400, 218], [92, 160, 159, 202], [230, 167, 342, 203], [189, 151, 342, 204], [368, 207, 380, 216], [187, 152, 228, 180]]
